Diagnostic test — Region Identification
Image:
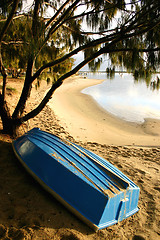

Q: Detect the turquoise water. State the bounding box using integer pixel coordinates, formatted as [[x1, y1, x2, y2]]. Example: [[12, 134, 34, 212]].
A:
[[81, 73, 160, 123]]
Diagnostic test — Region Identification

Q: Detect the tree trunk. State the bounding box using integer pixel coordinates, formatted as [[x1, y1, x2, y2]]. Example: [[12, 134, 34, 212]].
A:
[[0, 95, 21, 137], [2, 117, 20, 137], [0, 49, 8, 102], [12, 80, 32, 118], [2, 74, 7, 102], [12, 56, 34, 119]]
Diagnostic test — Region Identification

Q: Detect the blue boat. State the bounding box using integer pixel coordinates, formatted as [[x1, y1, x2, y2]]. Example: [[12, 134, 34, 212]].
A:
[[12, 128, 139, 231]]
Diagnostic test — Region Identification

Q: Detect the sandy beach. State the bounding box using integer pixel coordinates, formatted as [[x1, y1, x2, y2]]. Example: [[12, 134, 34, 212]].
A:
[[0, 75, 160, 240], [50, 75, 160, 146]]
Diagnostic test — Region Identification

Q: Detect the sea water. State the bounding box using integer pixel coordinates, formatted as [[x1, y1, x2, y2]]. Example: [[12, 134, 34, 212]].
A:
[[81, 72, 160, 123]]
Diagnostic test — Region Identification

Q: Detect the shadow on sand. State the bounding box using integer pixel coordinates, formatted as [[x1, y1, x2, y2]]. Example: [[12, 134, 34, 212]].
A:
[[0, 140, 94, 239]]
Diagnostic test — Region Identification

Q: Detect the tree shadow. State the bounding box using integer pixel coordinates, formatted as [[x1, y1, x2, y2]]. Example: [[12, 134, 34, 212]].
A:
[[0, 140, 93, 239]]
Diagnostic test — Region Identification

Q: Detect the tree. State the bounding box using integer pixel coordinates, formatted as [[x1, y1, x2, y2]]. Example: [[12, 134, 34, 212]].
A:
[[1, 15, 74, 78], [0, 0, 160, 136]]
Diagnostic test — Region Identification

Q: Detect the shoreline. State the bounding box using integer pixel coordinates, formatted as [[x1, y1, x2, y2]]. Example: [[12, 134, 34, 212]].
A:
[[49, 75, 160, 146]]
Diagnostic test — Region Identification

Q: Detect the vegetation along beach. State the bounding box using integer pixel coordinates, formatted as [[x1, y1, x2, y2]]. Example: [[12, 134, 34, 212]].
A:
[[0, 0, 160, 240]]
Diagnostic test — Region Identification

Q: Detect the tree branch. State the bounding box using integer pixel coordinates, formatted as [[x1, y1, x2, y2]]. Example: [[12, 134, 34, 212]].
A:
[[20, 79, 63, 122], [105, 47, 160, 53], [46, 0, 81, 39], [0, 14, 25, 22], [2, 40, 27, 45], [0, 0, 20, 42], [32, 0, 41, 39], [45, 0, 72, 30], [121, 0, 160, 33], [32, 7, 160, 82], [33, 0, 160, 78]]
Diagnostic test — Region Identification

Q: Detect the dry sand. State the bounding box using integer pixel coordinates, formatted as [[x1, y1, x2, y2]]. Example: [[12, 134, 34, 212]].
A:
[[0, 76, 160, 240], [49, 75, 160, 146]]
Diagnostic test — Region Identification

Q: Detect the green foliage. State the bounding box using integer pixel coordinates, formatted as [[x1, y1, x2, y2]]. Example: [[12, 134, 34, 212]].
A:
[[1, 13, 74, 78], [1, 16, 32, 69], [85, 0, 120, 31], [1, 0, 160, 83], [88, 58, 103, 72]]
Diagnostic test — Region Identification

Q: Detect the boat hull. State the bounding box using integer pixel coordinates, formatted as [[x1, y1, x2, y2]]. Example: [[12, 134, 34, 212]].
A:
[[12, 128, 139, 230]]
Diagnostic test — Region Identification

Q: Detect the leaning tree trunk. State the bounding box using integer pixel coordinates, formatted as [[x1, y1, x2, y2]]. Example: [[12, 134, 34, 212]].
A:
[[0, 59, 21, 136]]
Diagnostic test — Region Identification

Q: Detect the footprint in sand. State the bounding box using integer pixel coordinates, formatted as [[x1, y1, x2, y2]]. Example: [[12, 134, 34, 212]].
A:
[[132, 235, 145, 240]]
